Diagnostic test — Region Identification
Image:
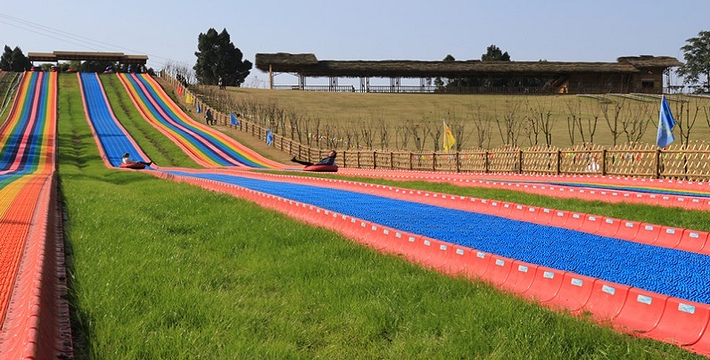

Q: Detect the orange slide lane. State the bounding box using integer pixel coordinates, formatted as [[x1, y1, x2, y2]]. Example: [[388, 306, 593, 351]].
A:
[[0, 71, 69, 359], [0, 174, 51, 321]]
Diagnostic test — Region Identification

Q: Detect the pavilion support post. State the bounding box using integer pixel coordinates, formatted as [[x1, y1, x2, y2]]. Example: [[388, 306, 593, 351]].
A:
[[269, 65, 273, 90], [299, 74, 306, 90], [389, 77, 401, 93], [360, 77, 368, 92], [329, 76, 338, 92]]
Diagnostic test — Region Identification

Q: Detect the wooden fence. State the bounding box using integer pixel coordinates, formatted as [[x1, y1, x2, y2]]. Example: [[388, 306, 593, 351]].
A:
[[161, 72, 710, 180]]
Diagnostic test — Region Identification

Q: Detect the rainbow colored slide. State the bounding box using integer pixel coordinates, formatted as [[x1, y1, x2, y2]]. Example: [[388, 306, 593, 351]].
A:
[[0, 71, 71, 358], [116, 73, 286, 169]]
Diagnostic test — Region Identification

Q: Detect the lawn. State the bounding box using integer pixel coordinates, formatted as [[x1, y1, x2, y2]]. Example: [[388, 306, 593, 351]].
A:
[[57, 73, 705, 359], [190, 84, 710, 151]]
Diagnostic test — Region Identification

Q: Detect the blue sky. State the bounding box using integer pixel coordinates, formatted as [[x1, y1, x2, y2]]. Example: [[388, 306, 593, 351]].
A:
[[1, 0, 708, 87]]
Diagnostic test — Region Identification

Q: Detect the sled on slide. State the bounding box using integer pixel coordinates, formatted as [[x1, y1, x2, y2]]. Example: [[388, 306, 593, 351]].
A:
[[303, 164, 338, 172], [119, 162, 147, 169]]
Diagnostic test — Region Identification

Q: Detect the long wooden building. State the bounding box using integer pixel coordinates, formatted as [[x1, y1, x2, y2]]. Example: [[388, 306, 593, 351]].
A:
[[28, 51, 148, 66], [255, 53, 682, 94]]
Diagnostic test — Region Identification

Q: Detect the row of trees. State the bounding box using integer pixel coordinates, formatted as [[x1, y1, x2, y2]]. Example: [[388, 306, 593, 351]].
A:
[[192, 82, 710, 152], [193, 28, 251, 87], [0, 46, 31, 71], [678, 30, 710, 93]]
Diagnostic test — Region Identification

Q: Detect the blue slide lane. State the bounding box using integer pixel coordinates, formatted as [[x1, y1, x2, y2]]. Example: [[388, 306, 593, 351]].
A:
[[79, 73, 151, 167], [514, 179, 710, 199], [167, 170, 710, 305]]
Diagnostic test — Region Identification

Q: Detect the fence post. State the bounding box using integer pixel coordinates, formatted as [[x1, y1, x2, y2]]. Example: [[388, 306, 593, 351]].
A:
[[485, 151, 489, 173], [655, 148, 662, 179], [357, 151, 361, 169], [518, 150, 524, 174], [342, 151, 346, 168], [601, 149, 607, 175], [410, 152, 413, 171], [373, 150, 377, 169], [556, 150, 562, 175], [432, 153, 436, 171], [456, 152, 461, 172], [391, 152, 394, 170]]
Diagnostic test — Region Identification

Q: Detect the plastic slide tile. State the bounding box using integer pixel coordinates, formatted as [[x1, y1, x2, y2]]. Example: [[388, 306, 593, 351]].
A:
[[612, 288, 669, 333], [645, 298, 710, 346]]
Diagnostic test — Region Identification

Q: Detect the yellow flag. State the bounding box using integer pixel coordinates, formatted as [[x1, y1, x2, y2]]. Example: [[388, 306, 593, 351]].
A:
[[186, 93, 193, 103], [442, 119, 456, 152]]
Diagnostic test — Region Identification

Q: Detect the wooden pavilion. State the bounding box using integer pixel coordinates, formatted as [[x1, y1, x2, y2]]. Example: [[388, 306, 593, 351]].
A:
[[255, 53, 682, 94], [28, 51, 148, 66]]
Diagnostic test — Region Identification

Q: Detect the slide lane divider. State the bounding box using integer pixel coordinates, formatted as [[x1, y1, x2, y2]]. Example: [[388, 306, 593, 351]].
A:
[[338, 169, 710, 212], [150, 168, 710, 356], [341, 169, 710, 195]]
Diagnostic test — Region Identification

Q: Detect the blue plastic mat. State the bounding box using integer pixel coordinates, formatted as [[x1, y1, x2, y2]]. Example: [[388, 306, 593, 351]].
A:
[[166, 170, 710, 305], [79, 73, 151, 167]]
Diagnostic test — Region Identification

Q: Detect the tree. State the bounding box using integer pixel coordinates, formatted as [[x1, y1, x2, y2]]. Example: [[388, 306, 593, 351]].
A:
[[194, 28, 252, 87], [481, 45, 511, 88], [673, 99, 702, 147], [481, 45, 510, 62], [471, 105, 493, 149], [0, 45, 31, 71], [495, 99, 523, 147], [621, 102, 653, 143], [678, 31, 710, 93], [600, 99, 624, 146], [528, 99, 555, 146]]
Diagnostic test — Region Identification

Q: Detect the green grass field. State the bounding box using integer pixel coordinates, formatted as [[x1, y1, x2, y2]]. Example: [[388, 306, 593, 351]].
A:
[[198, 85, 710, 151], [55, 73, 707, 359]]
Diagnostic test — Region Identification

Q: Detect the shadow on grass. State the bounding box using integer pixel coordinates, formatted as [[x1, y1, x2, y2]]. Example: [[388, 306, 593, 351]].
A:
[[58, 182, 95, 359]]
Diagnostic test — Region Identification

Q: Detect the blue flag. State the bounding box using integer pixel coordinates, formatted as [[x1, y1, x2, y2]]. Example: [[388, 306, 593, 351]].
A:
[[230, 112, 240, 126], [656, 96, 675, 148], [196, 102, 201, 114], [266, 129, 274, 146]]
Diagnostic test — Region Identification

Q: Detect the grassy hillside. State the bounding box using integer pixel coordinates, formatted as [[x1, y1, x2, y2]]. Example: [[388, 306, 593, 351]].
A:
[[195, 85, 710, 151], [56, 73, 704, 359]]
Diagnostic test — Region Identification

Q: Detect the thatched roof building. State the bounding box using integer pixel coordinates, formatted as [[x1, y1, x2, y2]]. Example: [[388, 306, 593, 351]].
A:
[[255, 53, 682, 94], [28, 51, 148, 65]]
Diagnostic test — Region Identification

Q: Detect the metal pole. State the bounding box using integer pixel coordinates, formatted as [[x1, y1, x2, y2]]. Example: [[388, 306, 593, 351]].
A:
[[269, 65, 273, 90]]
